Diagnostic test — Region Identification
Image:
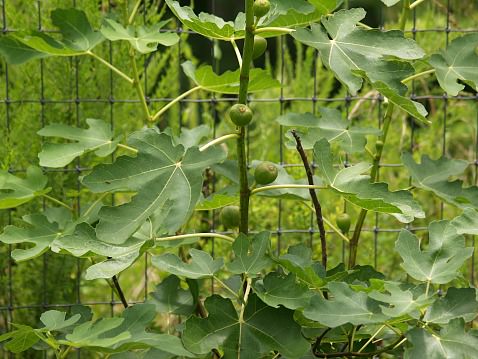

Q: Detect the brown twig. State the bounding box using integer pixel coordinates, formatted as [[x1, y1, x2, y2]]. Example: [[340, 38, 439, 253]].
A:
[[112, 275, 129, 308], [291, 130, 327, 269]]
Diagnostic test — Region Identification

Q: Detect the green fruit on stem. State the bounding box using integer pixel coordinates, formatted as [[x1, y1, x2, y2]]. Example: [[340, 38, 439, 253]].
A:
[[252, 36, 267, 59], [220, 206, 240, 229], [254, 161, 278, 185], [229, 104, 253, 127], [336, 213, 351, 234], [253, 0, 271, 18]]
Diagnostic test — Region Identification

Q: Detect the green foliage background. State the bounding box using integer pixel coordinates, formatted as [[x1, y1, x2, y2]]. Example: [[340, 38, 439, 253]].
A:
[[0, 0, 477, 357]]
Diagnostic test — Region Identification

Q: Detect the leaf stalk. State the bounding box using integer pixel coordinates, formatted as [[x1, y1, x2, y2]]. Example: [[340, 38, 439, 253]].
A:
[[155, 232, 235, 243], [401, 69, 436, 84], [150, 86, 202, 122], [87, 51, 134, 84], [199, 133, 240, 152]]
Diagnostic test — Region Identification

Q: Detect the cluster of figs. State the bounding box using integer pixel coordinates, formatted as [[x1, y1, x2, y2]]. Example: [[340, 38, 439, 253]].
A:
[[219, 0, 352, 234]]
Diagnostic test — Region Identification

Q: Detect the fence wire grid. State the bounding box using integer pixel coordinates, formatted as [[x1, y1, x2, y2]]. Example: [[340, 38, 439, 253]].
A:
[[1, 0, 478, 358]]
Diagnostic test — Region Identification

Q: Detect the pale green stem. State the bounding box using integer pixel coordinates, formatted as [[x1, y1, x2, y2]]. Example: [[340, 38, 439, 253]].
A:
[[302, 202, 350, 243], [150, 86, 202, 122], [117, 143, 139, 154], [401, 69, 436, 83], [254, 27, 295, 35], [410, 0, 427, 9], [81, 192, 108, 220], [41, 194, 72, 211], [357, 21, 373, 30], [239, 278, 252, 322], [323, 217, 350, 243], [425, 280, 431, 297], [237, 278, 252, 358], [128, 0, 143, 25], [155, 232, 235, 243], [199, 133, 240, 152], [250, 184, 327, 195], [130, 50, 152, 122], [59, 346, 72, 359], [364, 145, 375, 159], [358, 325, 385, 353], [213, 276, 240, 299], [385, 322, 403, 336], [86, 51, 134, 84], [394, 338, 408, 349], [230, 39, 243, 67]]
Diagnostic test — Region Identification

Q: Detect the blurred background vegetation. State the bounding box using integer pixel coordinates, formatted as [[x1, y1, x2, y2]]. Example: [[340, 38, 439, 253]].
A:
[[1, 0, 477, 357]]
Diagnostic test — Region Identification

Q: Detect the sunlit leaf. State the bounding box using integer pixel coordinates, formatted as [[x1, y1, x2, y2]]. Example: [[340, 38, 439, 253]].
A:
[[82, 129, 226, 244], [0, 325, 39, 353], [101, 18, 179, 54], [0, 167, 50, 209], [1, 8, 104, 62], [0, 37, 46, 64], [38, 119, 119, 168], [165, 0, 243, 40], [182, 61, 280, 94], [152, 249, 223, 279], [52, 223, 148, 280], [0, 209, 69, 261], [60, 304, 194, 355], [259, 0, 335, 29], [395, 220, 474, 284], [451, 209, 478, 235], [370, 81, 429, 124], [429, 34, 478, 96], [292, 8, 424, 95], [314, 139, 424, 222], [381, 0, 401, 6], [402, 153, 478, 210], [40, 311, 82, 331]]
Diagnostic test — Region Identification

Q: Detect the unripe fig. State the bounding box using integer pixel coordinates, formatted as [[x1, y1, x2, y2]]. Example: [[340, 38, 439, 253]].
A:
[[336, 213, 351, 234], [253, 0, 271, 19], [252, 36, 267, 59], [220, 206, 240, 229], [254, 161, 278, 185], [229, 104, 253, 127]]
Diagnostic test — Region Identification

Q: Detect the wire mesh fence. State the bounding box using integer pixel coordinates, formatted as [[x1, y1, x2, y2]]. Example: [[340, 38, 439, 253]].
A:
[[1, 0, 477, 358]]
